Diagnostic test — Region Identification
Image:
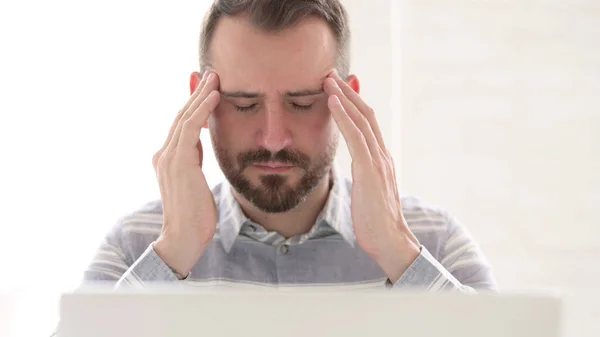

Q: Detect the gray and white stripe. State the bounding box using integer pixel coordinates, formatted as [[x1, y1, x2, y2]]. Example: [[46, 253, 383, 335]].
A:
[[83, 169, 497, 292]]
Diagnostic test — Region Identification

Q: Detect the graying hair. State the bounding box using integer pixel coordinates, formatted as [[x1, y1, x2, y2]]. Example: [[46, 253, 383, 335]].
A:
[[199, 0, 350, 78]]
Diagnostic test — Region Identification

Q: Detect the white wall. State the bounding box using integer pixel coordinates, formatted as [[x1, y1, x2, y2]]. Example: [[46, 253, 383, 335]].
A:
[[323, 0, 396, 177], [0, 0, 216, 292], [1, 0, 597, 306], [1, 0, 599, 335], [2, 0, 596, 292], [396, 0, 600, 290]]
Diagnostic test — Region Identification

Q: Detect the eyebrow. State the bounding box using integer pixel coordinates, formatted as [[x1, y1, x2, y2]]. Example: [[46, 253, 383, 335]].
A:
[[220, 89, 324, 99]]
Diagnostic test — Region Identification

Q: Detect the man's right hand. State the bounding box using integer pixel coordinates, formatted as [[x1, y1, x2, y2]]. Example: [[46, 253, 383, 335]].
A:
[[151, 71, 221, 278]]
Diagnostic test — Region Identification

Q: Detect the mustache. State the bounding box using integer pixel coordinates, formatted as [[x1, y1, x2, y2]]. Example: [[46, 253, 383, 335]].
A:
[[237, 149, 310, 170]]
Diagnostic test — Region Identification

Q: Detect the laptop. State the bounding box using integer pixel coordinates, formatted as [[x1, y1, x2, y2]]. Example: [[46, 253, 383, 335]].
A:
[[58, 287, 563, 337]]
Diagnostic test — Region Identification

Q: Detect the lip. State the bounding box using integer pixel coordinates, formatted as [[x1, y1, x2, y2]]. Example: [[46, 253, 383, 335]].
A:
[[252, 163, 294, 173]]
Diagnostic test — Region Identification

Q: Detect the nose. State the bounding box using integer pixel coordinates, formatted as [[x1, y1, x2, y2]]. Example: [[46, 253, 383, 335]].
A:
[[256, 106, 291, 153]]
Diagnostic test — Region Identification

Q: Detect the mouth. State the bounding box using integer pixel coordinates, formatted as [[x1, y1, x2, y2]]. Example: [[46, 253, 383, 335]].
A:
[[252, 162, 294, 173]]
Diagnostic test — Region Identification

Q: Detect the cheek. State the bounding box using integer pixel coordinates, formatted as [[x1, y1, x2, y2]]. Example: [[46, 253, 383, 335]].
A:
[[209, 106, 237, 144], [310, 107, 335, 135], [293, 109, 335, 144], [210, 105, 255, 151]]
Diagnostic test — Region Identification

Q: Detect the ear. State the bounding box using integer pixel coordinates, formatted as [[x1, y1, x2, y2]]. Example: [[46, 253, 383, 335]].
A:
[[346, 74, 360, 94], [189, 71, 202, 95], [189, 71, 209, 128]]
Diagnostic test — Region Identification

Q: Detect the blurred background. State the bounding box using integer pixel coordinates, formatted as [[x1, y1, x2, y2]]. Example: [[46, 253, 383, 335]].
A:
[[0, 0, 598, 336]]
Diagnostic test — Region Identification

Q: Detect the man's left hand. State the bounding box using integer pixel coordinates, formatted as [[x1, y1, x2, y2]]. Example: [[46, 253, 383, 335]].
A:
[[324, 71, 421, 284]]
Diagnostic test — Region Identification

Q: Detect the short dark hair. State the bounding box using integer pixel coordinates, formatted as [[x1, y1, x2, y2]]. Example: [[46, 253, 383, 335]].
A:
[[199, 0, 351, 78]]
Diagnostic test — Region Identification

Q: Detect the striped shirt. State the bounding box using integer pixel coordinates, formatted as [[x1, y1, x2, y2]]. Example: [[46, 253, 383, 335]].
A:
[[83, 170, 497, 292]]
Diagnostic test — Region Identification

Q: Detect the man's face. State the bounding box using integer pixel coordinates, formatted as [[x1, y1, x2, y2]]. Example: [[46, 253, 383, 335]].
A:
[[207, 15, 340, 213]]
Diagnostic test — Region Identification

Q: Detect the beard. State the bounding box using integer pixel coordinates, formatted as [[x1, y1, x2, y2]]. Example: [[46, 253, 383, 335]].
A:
[[211, 133, 338, 213]]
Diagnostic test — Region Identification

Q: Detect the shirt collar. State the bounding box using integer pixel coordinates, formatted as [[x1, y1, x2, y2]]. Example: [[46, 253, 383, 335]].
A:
[[215, 164, 355, 253]]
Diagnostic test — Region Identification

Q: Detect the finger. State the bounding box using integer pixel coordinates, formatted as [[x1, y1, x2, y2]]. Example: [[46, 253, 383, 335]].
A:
[[330, 71, 387, 150], [167, 73, 219, 152], [180, 70, 210, 114], [390, 156, 401, 203], [324, 78, 382, 160], [158, 71, 210, 153], [178, 90, 220, 156], [328, 94, 370, 161]]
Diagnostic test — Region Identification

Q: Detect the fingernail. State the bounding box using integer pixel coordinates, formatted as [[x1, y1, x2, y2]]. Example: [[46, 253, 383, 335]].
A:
[[203, 70, 210, 79], [331, 69, 340, 79]]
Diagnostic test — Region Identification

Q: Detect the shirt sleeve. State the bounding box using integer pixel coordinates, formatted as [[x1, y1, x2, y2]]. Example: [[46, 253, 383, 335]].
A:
[[83, 218, 178, 287], [114, 243, 178, 287], [388, 246, 476, 292], [388, 212, 498, 292]]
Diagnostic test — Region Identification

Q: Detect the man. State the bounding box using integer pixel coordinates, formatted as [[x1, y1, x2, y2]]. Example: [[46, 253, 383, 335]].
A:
[[85, 0, 497, 291]]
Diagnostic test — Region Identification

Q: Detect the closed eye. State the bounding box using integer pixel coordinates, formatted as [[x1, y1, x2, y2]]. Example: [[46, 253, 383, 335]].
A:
[[236, 104, 258, 113], [291, 103, 313, 111], [236, 103, 313, 113]]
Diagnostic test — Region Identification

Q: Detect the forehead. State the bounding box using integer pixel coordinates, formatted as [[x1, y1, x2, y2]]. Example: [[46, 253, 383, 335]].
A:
[[209, 15, 337, 93]]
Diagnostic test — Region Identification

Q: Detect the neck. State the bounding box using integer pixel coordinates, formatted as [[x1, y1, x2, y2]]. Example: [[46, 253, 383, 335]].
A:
[[234, 172, 333, 239]]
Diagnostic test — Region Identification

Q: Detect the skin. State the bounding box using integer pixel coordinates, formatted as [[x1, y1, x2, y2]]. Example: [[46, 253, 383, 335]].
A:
[[153, 14, 420, 283], [201, 15, 354, 237]]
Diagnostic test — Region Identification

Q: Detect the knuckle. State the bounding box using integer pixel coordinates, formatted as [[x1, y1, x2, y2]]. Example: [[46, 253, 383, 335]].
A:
[[152, 151, 162, 167], [365, 106, 376, 117], [163, 150, 176, 162], [182, 118, 198, 131], [358, 114, 370, 127], [356, 131, 367, 146], [372, 155, 384, 169], [157, 151, 174, 170]]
